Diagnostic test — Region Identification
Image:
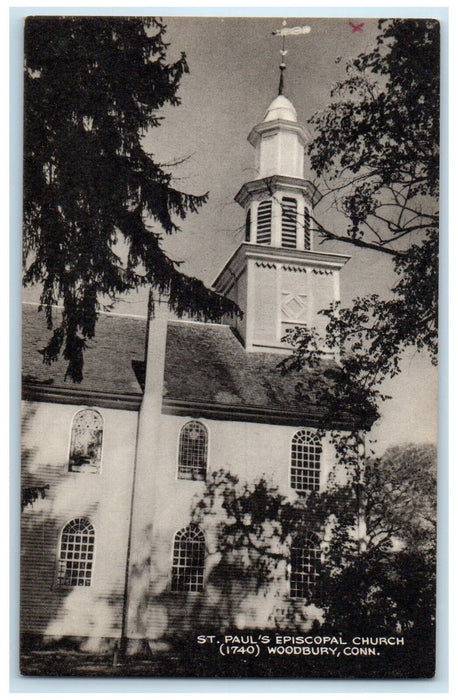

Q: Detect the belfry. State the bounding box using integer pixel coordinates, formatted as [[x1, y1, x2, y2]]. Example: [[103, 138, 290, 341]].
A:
[[214, 91, 349, 352]]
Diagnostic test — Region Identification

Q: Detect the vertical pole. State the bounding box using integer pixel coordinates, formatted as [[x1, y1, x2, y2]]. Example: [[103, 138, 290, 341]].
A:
[[278, 33, 286, 94]]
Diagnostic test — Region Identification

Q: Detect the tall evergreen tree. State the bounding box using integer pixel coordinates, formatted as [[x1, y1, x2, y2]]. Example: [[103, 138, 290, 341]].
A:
[[24, 16, 238, 381]]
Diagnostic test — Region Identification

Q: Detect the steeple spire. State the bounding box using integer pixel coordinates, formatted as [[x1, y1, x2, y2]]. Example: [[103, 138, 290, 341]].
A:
[[278, 23, 287, 95], [278, 62, 285, 95]]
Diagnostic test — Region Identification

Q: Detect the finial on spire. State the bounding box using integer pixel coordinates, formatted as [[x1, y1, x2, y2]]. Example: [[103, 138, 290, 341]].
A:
[[278, 64, 285, 95], [272, 20, 311, 95]]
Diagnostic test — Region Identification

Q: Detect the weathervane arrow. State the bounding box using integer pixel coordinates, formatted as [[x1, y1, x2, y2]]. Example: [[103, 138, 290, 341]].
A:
[[272, 25, 311, 36], [272, 20, 311, 95]]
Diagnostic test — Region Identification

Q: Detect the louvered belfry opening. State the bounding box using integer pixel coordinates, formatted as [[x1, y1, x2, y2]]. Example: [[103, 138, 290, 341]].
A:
[[281, 197, 297, 248], [256, 200, 272, 244], [245, 208, 251, 241], [304, 207, 311, 250]]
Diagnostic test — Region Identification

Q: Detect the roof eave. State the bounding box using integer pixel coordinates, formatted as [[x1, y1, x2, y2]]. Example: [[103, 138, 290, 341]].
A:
[[22, 382, 142, 411], [162, 397, 368, 430]]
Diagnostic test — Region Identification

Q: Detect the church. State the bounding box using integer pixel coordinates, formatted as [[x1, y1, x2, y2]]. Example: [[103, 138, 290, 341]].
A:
[[21, 89, 359, 651]]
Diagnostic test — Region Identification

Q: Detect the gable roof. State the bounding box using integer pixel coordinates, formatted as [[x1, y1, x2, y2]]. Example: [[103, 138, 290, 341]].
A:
[[22, 303, 146, 409], [22, 305, 366, 429], [162, 321, 354, 428]]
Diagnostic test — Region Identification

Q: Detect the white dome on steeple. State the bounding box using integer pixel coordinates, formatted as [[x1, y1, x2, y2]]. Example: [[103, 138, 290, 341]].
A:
[[263, 95, 297, 123], [247, 94, 309, 180]]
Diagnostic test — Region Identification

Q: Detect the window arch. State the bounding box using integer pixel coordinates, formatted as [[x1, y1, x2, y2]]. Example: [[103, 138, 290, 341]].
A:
[[57, 517, 95, 587], [290, 430, 322, 494], [69, 408, 103, 473], [171, 525, 205, 592], [281, 197, 297, 248], [290, 533, 321, 599], [178, 421, 208, 480], [256, 200, 272, 244]]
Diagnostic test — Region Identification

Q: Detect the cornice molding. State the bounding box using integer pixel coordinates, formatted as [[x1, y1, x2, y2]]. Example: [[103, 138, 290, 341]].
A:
[[23, 384, 371, 429], [162, 398, 361, 430], [234, 175, 321, 209], [22, 382, 142, 411], [247, 119, 311, 148], [213, 242, 350, 293]]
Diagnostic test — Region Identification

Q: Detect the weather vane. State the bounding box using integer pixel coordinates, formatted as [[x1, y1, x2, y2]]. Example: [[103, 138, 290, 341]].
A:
[[272, 19, 311, 95]]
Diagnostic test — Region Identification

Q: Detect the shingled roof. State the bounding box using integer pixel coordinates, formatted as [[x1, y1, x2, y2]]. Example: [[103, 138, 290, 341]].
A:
[[22, 305, 361, 428], [162, 321, 348, 427], [22, 303, 146, 409]]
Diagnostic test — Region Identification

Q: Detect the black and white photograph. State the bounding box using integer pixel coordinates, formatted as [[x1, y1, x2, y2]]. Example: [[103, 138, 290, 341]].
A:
[[20, 14, 439, 679]]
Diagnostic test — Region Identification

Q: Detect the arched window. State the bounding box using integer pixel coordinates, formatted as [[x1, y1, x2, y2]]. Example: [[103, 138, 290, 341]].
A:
[[256, 200, 272, 244], [69, 409, 103, 473], [290, 533, 321, 599], [171, 525, 205, 592], [57, 517, 95, 587], [178, 421, 208, 480], [290, 430, 322, 494], [281, 197, 297, 248], [304, 207, 311, 250], [245, 208, 251, 242]]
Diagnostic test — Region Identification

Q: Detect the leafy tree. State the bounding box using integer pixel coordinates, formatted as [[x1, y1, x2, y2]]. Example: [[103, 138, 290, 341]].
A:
[[192, 443, 436, 633], [362, 443, 436, 552], [308, 18, 439, 359], [280, 19, 439, 448], [316, 443, 436, 635], [23, 17, 238, 381]]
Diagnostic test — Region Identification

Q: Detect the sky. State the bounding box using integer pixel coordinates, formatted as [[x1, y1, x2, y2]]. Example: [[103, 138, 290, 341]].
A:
[[22, 15, 438, 454]]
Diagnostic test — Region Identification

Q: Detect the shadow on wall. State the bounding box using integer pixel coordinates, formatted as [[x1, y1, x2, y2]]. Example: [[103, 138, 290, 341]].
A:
[[21, 402, 126, 655], [20, 403, 318, 653], [21, 507, 73, 652], [20, 504, 127, 655], [21, 403, 41, 494], [21, 403, 75, 648], [143, 554, 320, 643]]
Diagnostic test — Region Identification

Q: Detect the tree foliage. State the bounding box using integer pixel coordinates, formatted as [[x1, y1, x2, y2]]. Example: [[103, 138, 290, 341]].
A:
[[23, 17, 238, 381], [363, 443, 436, 551], [281, 19, 439, 440], [311, 20, 439, 221], [192, 443, 435, 633], [309, 18, 439, 260]]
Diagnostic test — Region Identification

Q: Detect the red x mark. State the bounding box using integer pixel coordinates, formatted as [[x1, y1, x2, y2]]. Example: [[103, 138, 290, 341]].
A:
[[349, 22, 364, 32]]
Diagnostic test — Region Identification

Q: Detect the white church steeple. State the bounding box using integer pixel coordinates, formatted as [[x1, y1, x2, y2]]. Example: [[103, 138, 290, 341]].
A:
[[249, 94, 307, 180], [235, 92, 317, 251], [214, 92, 350, 353]]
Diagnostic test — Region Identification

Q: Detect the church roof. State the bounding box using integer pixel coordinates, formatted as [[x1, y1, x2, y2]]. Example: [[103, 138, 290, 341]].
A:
[[22, 306, 365, 428], [162, 321, 354, 428], [22, 303, 146, 409]]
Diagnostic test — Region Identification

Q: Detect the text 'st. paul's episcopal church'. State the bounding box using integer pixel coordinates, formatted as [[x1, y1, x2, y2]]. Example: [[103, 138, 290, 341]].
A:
[[21, 90, 355, 650]]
